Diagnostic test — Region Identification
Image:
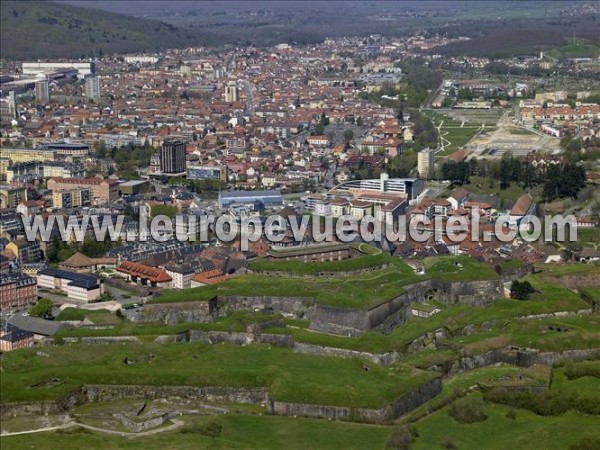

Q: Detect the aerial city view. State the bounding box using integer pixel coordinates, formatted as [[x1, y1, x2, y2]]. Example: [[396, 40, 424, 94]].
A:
[[0, 1, 599, 448]]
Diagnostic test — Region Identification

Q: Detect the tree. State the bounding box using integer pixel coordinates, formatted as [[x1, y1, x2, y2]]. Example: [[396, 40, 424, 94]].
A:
[[29, 299, 54, 318], [510, 280, 535, 300], [314, 122, 324, 136], [343, 129, 354, 142], [442, 161, 470, 185], [397, 107, 404, 124]]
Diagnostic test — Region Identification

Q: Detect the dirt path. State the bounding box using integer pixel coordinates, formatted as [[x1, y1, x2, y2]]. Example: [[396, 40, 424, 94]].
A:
[[1, 419, 185, 438]]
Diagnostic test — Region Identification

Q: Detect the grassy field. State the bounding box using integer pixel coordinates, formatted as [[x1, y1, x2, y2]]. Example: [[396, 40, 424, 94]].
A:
[[0, 342, 434, 408], [0, 414, 393, 450], [546, 40, 600, 59], [422, 109, 482, 155], [153, 264, 424, 309], [412, 401, 600, 450], [463, 176, 527, 204], [422, 255, 499, 281], [153, 255, 502, 309]]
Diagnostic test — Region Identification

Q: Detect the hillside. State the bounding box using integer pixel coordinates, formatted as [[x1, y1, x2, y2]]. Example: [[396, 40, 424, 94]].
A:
[[0, 0, 205, 59]]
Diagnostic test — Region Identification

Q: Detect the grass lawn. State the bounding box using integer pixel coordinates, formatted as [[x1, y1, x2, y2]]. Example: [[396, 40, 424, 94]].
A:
[[57, 311, 285, 339], [550, 364, 600, 401], [247, 249, 399, 276], [152, 263, 424, 309], [0, 414, 393, 450], [0, 342, 435, 409], [154, 255, 501, 309], [578, 227, 600, 246], [56, 308, 120, 325], [412, 401, 600, 450], [422, 255, 499, 281]]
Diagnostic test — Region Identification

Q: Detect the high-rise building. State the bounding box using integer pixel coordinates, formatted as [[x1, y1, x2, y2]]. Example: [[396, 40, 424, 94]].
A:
[[34, 75, 49, 103], [160, 140, 186, 174], [84, 75, 101, 102], [225, 81, 238, 102], [8, 91, 17, 119], [417, 148, 435, 179]]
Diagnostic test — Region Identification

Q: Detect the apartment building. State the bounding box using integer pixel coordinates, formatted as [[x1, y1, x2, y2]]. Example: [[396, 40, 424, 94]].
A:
[[47, 177, 119, 205]]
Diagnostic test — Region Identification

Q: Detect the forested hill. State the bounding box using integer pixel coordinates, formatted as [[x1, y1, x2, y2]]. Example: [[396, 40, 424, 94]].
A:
[[0, 0, 206, 59]]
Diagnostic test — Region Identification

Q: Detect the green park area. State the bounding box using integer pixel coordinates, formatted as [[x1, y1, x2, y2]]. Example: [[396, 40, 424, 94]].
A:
[[0, 414, 393, 450]]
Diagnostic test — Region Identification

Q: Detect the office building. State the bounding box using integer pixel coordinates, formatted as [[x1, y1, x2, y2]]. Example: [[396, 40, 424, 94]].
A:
[[160, 140, 186, 174], [330, 173, 424, 200], [187, 164, 227, 182], [219, 189, 283, 209], [37, 267, 105, 302]]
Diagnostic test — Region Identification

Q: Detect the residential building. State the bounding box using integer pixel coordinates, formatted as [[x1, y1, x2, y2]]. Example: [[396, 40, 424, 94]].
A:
[[225, 81, 238, 102], [509, 193, 537, 228], [418, 148, 435, 179], [0, 148, 56, 164], [164, 264, 195, 290], [6, 238, 41, 264], [0, 322, 34, 352], [0, 185, 27, 209], [52, 188, 92, 209], [35, 76, 50, 103], [0, 273, 37, 311], [116, 261, 172, 288], [84, 74, 101, 101], [47, 177, 119, 205]]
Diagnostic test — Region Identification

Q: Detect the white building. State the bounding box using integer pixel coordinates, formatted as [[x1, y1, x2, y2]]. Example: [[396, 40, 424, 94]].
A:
[[417, 148, 435, 179]]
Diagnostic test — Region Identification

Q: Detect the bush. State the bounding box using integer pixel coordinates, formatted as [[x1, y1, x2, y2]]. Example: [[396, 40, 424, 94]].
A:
[[440, 437, 458, 449], [484, 388, 600, 416], [386, 425, 417, 450], [448, 397, 488, 424], [563, 361, 600, 380], [505, 408, 517, 420], [570, 436, 600, 450]]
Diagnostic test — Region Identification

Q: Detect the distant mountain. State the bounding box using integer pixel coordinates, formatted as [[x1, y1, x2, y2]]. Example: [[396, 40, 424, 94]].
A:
[[0, 0, 206, 60]]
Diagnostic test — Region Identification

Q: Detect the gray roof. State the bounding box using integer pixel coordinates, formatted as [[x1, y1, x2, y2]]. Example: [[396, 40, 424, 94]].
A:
[[220, 189, 282, 199], [8, 315, 63, 336]]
